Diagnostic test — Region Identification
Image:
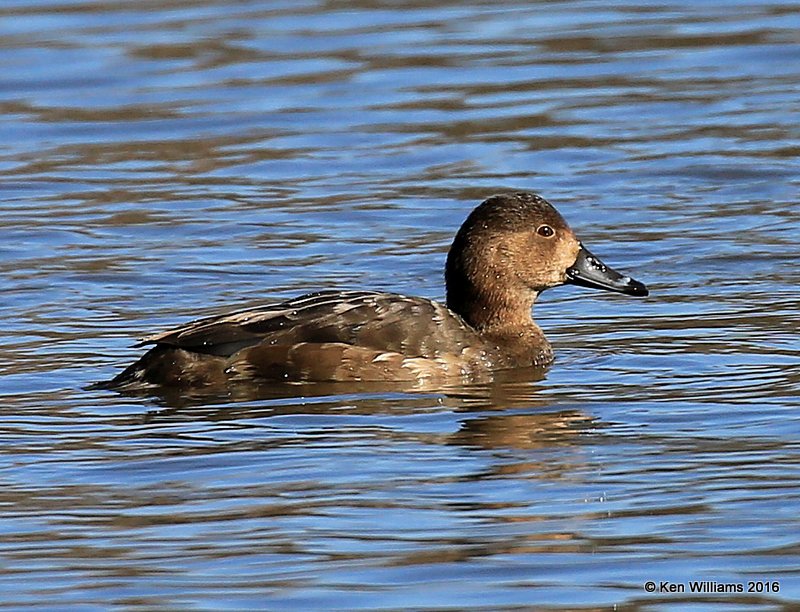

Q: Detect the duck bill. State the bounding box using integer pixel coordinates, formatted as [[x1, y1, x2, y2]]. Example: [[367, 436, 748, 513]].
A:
[[566, 244, 649, 297]]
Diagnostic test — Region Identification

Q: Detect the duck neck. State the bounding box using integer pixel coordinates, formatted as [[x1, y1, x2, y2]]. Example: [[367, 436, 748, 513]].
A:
[[445, 259, 553, 366], [446, 278, 540, 337]]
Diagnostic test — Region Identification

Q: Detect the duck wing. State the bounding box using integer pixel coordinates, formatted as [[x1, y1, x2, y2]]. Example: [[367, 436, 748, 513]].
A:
[[139, 289, 479, 359]]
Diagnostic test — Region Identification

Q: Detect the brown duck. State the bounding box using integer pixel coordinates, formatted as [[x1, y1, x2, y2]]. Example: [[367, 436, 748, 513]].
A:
[[104, 192, 648, 389]]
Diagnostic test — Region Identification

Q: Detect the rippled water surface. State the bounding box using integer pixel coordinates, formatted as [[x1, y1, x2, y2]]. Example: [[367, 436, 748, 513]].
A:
[[2, 0, 799, 609]]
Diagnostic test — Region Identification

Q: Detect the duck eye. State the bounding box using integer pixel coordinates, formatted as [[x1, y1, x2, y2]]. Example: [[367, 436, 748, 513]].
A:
[[537, 225, 555, 238]]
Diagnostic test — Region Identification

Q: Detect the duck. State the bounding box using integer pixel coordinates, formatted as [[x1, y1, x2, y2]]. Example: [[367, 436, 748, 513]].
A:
[[103, 192, 648, 390]]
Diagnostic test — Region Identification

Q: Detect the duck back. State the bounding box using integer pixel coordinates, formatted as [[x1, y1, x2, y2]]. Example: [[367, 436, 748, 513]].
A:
[[106, 290, 490, 388]]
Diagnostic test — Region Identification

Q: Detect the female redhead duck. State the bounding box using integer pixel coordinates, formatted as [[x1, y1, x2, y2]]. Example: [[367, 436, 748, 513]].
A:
[[105, 192, 647, 389]]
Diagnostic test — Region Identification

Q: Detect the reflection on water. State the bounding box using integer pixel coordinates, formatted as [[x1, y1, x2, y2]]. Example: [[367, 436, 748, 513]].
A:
[[1, 0, 799, 608]]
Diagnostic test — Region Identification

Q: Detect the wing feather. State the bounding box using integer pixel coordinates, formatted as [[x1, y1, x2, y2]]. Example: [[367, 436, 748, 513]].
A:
[[138, 290, 479, 360]]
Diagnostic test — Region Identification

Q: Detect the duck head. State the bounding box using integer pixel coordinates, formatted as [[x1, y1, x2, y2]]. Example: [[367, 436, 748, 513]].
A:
[[445, 192, 648, 331]]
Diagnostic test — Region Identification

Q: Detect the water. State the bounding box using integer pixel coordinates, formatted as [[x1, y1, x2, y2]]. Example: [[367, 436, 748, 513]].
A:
[[1, 0, 799, 609]]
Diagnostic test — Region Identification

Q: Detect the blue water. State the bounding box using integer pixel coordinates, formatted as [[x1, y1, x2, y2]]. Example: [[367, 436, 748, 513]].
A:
[[1, 0, 798, 609]]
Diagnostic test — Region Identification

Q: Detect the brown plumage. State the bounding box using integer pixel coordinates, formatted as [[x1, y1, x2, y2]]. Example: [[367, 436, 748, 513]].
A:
[[102, 192, 648, 391]]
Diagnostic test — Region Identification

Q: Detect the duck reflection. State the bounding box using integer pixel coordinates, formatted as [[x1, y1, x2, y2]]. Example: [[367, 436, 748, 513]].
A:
[[451, 409, 595, 451], [101, 361, 543, 408], [121, 366, 595, 465]]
